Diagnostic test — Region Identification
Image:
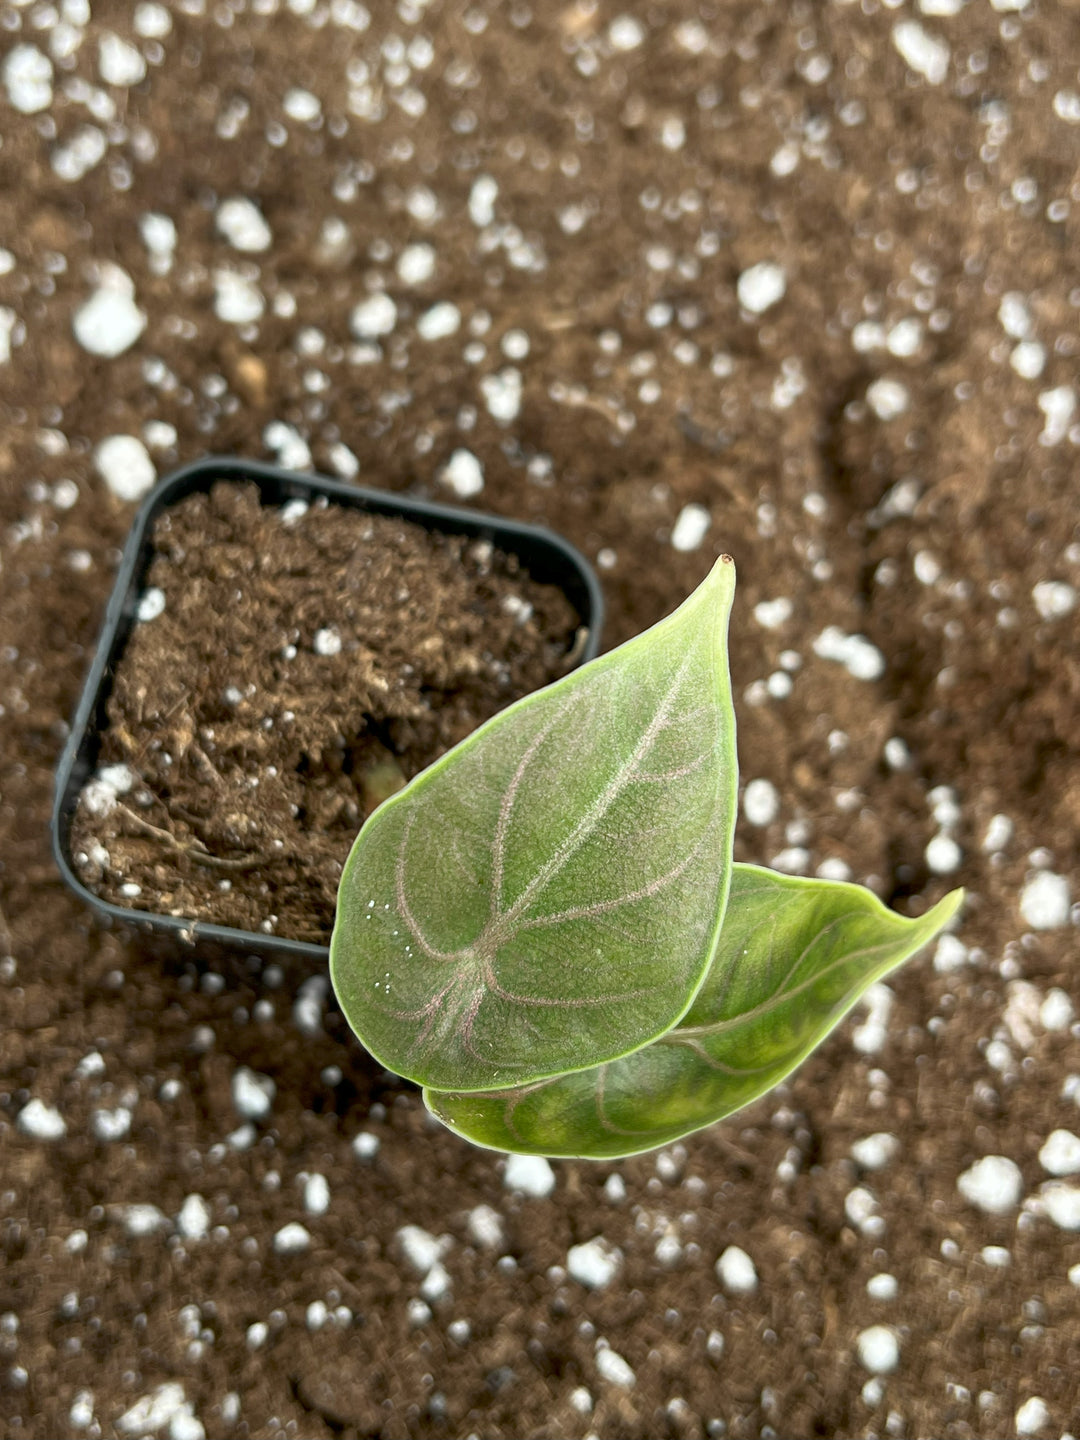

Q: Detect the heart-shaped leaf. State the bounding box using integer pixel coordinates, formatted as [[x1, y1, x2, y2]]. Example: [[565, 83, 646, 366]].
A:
[[424, 865, 963, 1158], [330, 556, 739, 1093]]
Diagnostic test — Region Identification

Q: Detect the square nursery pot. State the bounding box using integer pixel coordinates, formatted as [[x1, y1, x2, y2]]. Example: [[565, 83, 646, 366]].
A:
[[53, 456, 604, 971]]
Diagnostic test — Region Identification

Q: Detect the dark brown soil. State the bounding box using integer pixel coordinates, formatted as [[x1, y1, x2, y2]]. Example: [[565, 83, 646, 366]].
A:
[[69, 479, 580, 941], [2, 2, 1080, 1439]]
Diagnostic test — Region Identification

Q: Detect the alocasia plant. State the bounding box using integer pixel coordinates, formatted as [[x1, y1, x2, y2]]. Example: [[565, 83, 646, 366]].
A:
[[330, 557, 962, 1158]]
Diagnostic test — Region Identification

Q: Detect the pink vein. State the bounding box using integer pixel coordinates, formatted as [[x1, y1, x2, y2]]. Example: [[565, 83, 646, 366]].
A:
[[395, 808, 460, 962], [481, 959, 651, 1011], [493, 652, 696, 937], [515, 828, 710, 933], [489, 691, 579, 922]]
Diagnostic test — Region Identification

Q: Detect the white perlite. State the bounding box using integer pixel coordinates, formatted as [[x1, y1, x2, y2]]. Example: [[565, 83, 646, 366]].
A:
[[603, 1173, 626, 1204], [670, 503, 710, 552], [231, 1067, 275, 1120], [216, 197, 272, 253], [417, 302, 461, 340], [92, 1107, 131, 1141], [0, 306, 19, 366], [595, 1344, 636, 1387], [273, 1222, 312, 1254], [1040, 989, 1074, 1031], [866, 1273, 898, 1301], [933, 933, 969, 974], [1032, 580, 1077, 620], [737, 262, 786, 314], [998, 292, 1033, 340], [1019, 871, 1071, 930], [866, 377, 910, 421], [607, 14, 645, 50], [466, 1204, 505, 1250], [856, 1325, 900, 1374], [850, 1133, 900, 1171], [770, 846, 810, 875], [140, 213, 177, 275], [887, 318, 922, 358], [263, 421, 311, 470], [813, 626, 885, 681], [439, 448, 484, 498], [283, 87, 320, 122], [1039, 1130, 1080, 1177], [845, 1186, 884, 1237], [116, 1383, 190, 1436], [891, 21, 949, 84], [57, 134, 107, 184], [1010, 341, 1046, 380], [753, 597, 793, 630], [95, 435, 156, 502], [352, 1131, 380, 1162], [1004, 980, 1043, 1052], [1038, 386, 1076, 446], [480, 367, 523, 423], [69, 1391, 95, 1429], [73, 269, 146, 358], [852, 983, 893, 1055], [567, 1238, 621, 1289], [313, 627, 342, 657], [3, 43, 53, 114], [1040, 1181, 1080, 1230], [397, 1225, 452, 1274], [925, 833, 962, 875], [397, 243, 436, 284], [170, 1411, 206, 1440], [468, 176, 498, 227], [1015, 1398, 1050, 1436], [176, 1194, 210, 1240], [350, 292, 397, 339], [303, 1174, 330, 1215], [743, 778, 780, 827], [715, 1245, 757, 1293], [135, 4, 172, 38], [503, 1152, 555, 1197], [99, 32, 146, 86], [982, 813, 1013, 853], [119, 1204, 167, 1236], [213, 270, 264, 325], [17, 1098, 67, 1140], [957, 1155, 1023, 1214], [420, 1261, 451, 1303]]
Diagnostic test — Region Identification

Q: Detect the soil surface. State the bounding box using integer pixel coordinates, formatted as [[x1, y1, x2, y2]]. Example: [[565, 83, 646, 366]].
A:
[[2, 2, 1080, 1440], [69, 478, 580, 940]]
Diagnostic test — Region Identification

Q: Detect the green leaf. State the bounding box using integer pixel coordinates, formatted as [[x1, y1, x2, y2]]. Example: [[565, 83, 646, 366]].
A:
[[330, 556, 739, 1093], [424, 865, 963, 1158]]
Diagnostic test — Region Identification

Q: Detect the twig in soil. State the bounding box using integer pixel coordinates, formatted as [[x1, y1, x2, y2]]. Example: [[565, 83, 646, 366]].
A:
[[189, 742, 226, 787], [0, 899, 12, 955], [115, 804, 271, 872]]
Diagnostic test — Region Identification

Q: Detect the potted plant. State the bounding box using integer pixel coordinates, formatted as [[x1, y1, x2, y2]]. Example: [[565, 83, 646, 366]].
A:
[[55, 476, 962, 1162], [52, 456, 604, 968]]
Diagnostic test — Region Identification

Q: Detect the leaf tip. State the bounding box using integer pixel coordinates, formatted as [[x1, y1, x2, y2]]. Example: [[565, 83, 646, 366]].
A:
[[925, 885, 965, 934], [701, 552, 736, 605]]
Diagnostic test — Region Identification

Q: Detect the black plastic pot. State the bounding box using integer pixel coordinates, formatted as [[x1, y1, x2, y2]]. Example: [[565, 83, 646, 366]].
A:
[[52, 456, 604, 968]]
